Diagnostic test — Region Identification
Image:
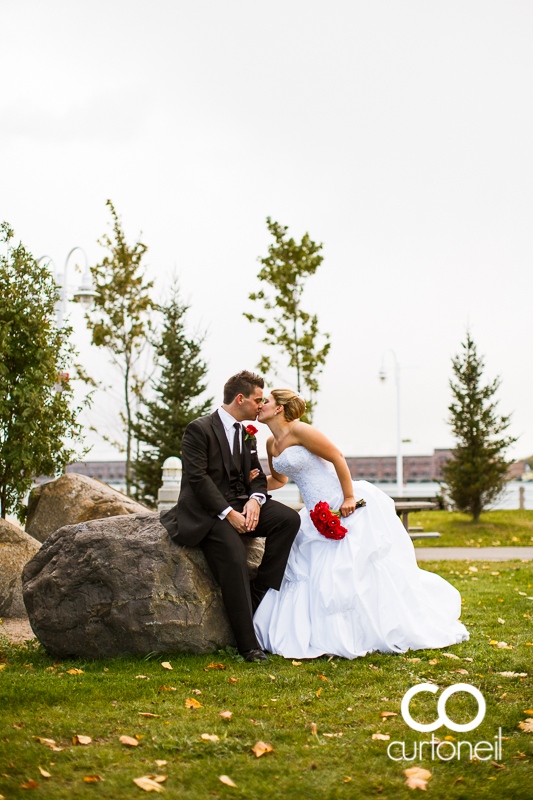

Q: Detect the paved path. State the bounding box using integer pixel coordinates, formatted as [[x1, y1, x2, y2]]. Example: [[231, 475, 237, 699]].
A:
[[415, 547, 533, 561]]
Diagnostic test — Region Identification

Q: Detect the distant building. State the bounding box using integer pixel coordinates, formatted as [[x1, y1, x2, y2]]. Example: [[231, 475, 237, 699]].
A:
[[35, 461, 127, 487]]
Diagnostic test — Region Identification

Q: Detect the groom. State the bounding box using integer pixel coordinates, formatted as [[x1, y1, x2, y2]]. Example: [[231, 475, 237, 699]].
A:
[[160, 370, 301, 662]]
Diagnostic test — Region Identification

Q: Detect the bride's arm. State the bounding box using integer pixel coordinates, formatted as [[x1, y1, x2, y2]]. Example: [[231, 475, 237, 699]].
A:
[[292, 422, 356, 517]]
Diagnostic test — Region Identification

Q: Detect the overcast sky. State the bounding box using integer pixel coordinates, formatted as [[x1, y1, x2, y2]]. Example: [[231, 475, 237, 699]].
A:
[[1, 1, 531, 462]]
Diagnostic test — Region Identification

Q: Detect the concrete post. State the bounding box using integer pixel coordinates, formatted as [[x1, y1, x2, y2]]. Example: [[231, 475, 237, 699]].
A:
[[519, 485, 525, 510], [157, 456, 182, 513]]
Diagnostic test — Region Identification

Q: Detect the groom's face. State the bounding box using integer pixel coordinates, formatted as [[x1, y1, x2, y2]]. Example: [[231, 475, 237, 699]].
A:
[[238, 387, 264, 421]]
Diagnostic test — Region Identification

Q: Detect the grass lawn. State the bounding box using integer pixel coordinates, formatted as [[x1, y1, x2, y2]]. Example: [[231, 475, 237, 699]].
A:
[[1, 561, 532, 799], [410, 510, 533, 548]]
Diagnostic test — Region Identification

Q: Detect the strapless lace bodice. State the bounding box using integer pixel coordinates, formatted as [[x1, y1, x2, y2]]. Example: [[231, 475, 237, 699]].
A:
[[272, 446, 343, 510]]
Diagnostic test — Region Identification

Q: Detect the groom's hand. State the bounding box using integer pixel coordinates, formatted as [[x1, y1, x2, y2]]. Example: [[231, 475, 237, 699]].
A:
[[226, 509, 248, 535], [243, 498, 261, 531]]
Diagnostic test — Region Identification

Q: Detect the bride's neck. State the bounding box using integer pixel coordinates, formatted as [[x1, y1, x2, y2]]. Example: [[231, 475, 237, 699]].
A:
[[266, 417, 292, 440]]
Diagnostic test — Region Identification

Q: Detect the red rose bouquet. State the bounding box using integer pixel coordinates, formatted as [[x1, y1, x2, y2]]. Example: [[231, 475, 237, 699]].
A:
[[310, 499, 367, 540]]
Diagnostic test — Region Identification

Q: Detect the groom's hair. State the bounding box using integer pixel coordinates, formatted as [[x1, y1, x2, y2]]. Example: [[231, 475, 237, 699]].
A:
[[223, 370, 264, 404]]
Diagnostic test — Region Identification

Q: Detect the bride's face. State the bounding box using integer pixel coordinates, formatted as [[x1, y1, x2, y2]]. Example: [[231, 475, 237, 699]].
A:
[[257, 393, 279, 423]]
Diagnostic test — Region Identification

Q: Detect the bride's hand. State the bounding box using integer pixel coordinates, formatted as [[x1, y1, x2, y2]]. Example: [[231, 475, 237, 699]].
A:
[[340, 496, 356, 517]]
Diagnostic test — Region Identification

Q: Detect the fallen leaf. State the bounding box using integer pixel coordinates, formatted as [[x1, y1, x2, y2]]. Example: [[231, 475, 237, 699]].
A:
[[136, 675, 149, 679], [119, 735, 139, 747], [151, 776, 167, 783], [13, 721, 24, 729], [323, 733, 343, 737], [499, 672, 528, 678], [408, 658, 421, 662], [83, 776, 104, 782], [498, 618, 505, 624], [372, 732, 390, 741], [155, 761, 168, 767], [444, 735, 456, 741], [219, 775, 237, 787], [201, 733, 219, 742], [50, 746, 64, 752], [404, 766, 431, 790], [19, 780, 39, 789], [133, 775, 164, 792], [454, 669, 469, 675], [468, 566, 478, 572], [219, 711, 232, 720], [524, 710, 533, 714], [316, 688, 322, 698], [464, 657, 474, 662], [453, 777, 463, 785], [252, 741, 273, 757], [292, 660, 302, 666], [66, 668, 84, 675], [311, 723, 317, 735], [75, 735, 92, 745], [38, 767, 51, 778], [343, 777, 352, 783], [0, 664, 6, 671], [161, 662, 173, 670], [492, 761, 506, 769], [229, 677, 239, 684], [34, 737, 56, 746], [318, 674, 328, 681], [380, 712, 397, 717], [429, 659, 438, 665], [191, 689, 202, 695], [206, 663, 226, 670], [518, 718, 533, 732], [185, 698, 202, 709], [442, 653, 460, 660], [139, 713, 161, 718], [135, 735, 144, 740], [159, 686, 176, 692], [268, 674, 276, 680]]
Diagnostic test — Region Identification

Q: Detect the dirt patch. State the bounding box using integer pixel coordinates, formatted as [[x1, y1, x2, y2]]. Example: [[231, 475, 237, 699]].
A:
[[1, 617, 35, 643]]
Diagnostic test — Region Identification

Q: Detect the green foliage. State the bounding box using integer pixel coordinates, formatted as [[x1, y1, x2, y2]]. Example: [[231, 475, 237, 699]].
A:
[[1, 561, 532, 799], [87, 201, 156, 495], [0, 222, 85, 519], [244, 218, 330, 420], [409, 509, 533, 547], [442, 333, 516, 521], [133, 286, 212, 508]]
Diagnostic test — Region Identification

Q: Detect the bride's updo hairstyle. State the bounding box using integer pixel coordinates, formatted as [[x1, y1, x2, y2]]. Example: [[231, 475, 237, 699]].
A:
[[271, 389, 306, 422]]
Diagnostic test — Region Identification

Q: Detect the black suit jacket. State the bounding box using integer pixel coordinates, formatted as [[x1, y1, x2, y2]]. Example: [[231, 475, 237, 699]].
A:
[[160, 411, 268, 546]]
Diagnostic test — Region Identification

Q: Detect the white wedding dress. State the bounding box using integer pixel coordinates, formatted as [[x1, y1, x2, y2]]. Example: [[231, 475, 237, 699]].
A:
[[254, 446, 469, 659]]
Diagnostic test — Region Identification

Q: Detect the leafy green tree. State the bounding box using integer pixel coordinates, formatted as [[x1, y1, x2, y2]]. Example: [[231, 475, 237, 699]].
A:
[[0, 223, 85, 520], [132, 286, 212, 508], [441, 332, 516, 521], [87, 200, 156, 495], [244, 217, 330, 420]]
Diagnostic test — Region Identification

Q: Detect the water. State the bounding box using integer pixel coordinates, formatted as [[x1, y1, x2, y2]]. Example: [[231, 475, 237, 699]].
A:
[[274, 480, 533, 510]]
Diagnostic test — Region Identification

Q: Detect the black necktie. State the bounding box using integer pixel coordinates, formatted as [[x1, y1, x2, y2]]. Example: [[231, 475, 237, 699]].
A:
[[233, 422, 242, 473]]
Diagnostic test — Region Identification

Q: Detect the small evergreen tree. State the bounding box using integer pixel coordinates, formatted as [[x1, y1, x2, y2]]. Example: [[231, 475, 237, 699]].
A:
[[244, 217, 330, 421], [0, 222, 85, 520], [441, 332, 516, 521], [133, 286, 212, 507], [87, 200, 156, 495]]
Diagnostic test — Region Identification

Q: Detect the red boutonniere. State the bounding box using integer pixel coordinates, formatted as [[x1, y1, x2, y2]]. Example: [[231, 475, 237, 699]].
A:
[[245, 424, 258, 442], [310, 499, 366, 541]]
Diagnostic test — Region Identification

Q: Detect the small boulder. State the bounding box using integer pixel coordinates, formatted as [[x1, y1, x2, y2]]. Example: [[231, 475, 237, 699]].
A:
[[22, 512, 265, 658], [26, 473, 149, 543], [0, 518, 41, 617]]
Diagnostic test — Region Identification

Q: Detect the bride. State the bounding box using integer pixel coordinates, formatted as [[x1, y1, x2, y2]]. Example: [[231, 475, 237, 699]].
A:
[[252, 388, 469, 659]]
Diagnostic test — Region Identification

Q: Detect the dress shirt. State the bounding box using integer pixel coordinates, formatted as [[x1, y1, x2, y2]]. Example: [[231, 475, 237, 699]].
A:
[[217, 406, 266, 520]]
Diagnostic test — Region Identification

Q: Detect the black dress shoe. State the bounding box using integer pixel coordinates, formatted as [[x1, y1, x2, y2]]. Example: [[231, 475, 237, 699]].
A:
[[240, 648, 268, 663]]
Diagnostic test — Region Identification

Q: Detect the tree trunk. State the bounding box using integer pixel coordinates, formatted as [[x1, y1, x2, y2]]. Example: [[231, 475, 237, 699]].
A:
[[125, 358, 132, 496]]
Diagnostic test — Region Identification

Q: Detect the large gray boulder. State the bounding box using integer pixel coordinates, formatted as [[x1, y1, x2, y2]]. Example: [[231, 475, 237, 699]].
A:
[[0, 519, 41, 617], [22, 511, 265, 658], [26, 473, 149, 543]]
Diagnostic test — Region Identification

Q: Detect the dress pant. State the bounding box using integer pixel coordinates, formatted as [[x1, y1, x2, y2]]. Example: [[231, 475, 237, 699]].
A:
[[200, 498, 300, 651]]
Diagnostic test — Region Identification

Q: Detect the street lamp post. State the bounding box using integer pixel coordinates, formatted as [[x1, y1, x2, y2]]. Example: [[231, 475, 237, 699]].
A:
[[38, 247, 98, 326], [379, 350, 403, 497]]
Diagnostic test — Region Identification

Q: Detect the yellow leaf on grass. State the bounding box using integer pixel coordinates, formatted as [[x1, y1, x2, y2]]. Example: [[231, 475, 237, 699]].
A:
[[185, 698, 202, 709], [518, 718, 533, 732], [139, 713, 161, 718], [229, 677, 238, 684], [269, 674, 276, 680], [372, 732, 390, 741], [498, 618, 505, 624], [135, 735, 144, 740], [159, 686, 176, 691], [311, 723, 317, 735], [444, 735, 455, 741], [34, 737, 56, 746], [343, 777, 352, 783], [133, 775, 164, 792], [404, 767, 431, 790], [119, 735, 139, 747], [316, 688, 322, 698], [523, 709, 533, 714], [75, 735, 92, 745], [38, 767, 51, 778], [191, 689, 202, 695], [201, 734, 219, 742], [499, 672, 528, 678], [19, 780, 39, 789], [219, 710, 232, 720], [83, 776, 104, 782], [454, 669, 469, 675], [252, 741, 273, 758], [0, 664, 6, 671], [380, 712, 397, 717], [206, 663, 226, 670], [155, 761, 167, 767], [292, 660, 302, 666], [318, 674, 328, 681], [408, 658, 421, 663], [429, 659, 438, 665], [161, 662, 172, 670], [66, 669, 84, 675], [136, 675, 149, 679], [219, 775, 237, 787], [442, 653, 460, 660]]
